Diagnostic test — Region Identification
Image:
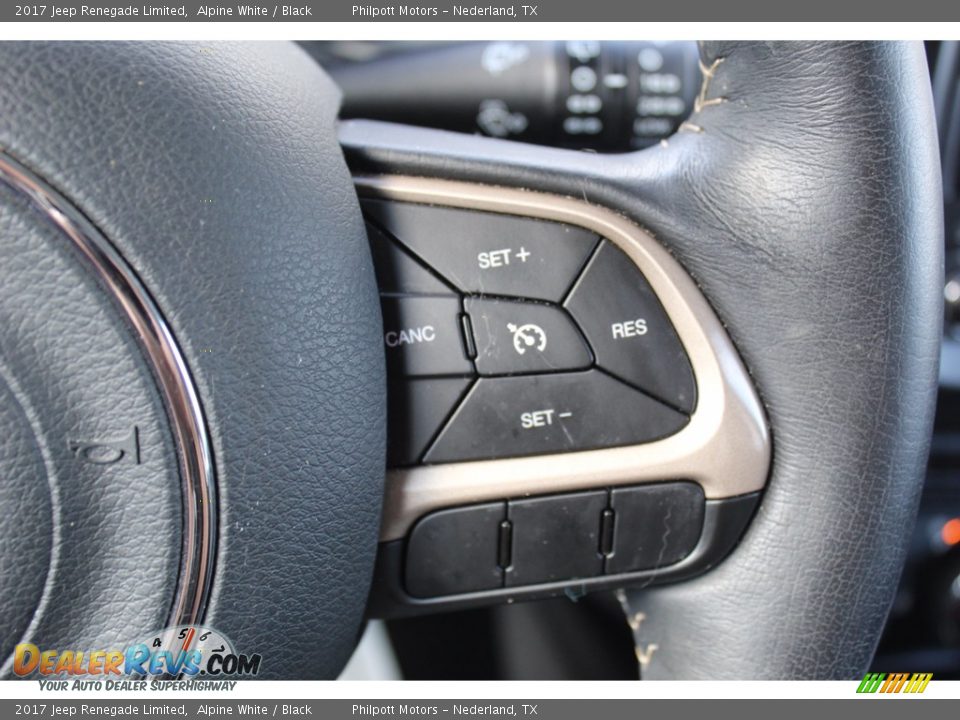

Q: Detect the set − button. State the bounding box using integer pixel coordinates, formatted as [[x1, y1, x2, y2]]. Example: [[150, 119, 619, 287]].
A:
[[424, 370, 688, 463], [565, 240, 696, 413], [381, 296, 472, 377]]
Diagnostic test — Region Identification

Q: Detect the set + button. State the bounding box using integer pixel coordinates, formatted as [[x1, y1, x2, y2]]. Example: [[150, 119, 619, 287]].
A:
[[362, 199, 599, 302]]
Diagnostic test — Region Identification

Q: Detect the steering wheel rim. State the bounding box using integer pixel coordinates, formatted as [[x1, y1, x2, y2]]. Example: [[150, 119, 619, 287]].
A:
[[0, 41, 385, 679]]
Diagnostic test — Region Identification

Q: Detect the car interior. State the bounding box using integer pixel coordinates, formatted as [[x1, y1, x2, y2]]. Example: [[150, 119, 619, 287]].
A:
[[0, 40, 955, 680], [321, 40, 960, 679]]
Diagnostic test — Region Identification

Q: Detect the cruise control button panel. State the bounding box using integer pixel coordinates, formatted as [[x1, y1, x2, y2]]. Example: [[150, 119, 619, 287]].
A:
[[364, 200, 697, 467], [364, 199, 599, 302]]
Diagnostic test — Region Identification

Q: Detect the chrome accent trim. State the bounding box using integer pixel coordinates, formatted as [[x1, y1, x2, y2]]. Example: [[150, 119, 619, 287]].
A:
[[0, 154, 217, 629], [356, 175, 771, 542]]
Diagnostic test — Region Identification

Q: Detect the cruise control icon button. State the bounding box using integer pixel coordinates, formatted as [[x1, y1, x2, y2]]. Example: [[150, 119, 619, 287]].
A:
[[362, 200, 599, 302], [565, 241, 696, 413], [508, 322, 547, 355], [465, 297, 591, 376], [424, 370, 688, 463]]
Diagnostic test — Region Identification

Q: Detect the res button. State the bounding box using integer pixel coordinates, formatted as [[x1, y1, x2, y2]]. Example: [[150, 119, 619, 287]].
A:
[[565, 241, 696, 413]]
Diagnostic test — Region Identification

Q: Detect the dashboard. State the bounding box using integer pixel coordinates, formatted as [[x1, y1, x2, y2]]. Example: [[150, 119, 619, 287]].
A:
[[303, 41, 701, 152]]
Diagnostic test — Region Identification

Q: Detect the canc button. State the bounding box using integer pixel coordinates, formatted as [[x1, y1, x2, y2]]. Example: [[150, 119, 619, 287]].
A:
[[565, 241, 696, 413], [381, 296, 473, 377]]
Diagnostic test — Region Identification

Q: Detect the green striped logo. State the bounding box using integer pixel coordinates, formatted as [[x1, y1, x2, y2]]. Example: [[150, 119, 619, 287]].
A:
[[857, 672, 932, 694]]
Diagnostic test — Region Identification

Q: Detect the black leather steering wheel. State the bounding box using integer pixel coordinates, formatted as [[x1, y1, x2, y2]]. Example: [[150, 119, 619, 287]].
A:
[[0, 40, 943, 679]]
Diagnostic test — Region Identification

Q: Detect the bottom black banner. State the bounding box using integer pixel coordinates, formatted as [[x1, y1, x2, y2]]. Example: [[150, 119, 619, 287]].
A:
[[0, 699, 957, 720]]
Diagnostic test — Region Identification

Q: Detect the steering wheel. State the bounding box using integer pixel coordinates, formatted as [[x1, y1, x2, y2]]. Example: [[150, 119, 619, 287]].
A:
[[0, 41, 942, 679]]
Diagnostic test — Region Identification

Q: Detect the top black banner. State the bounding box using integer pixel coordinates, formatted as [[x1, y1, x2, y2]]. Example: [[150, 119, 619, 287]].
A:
[[6, 0, 960, 22]]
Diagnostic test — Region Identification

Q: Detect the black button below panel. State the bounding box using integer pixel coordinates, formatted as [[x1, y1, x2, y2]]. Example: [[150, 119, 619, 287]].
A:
[[607, 483, 705, 574], [464, 297, 592, 376], [424, 370, 688, 463], [505, 492, 608, 587], [387, 377, 473, 467], [367, 222, 453, 295], [363, 200, 599, 302], [405, 502, 505, 597], [381, 296, 473, 377], [565, 241, 697, 413]]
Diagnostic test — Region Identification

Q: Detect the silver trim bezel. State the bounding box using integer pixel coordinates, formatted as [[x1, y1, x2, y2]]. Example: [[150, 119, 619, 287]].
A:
[[0, 154, 217, 630], [357, 175, 770, 542]]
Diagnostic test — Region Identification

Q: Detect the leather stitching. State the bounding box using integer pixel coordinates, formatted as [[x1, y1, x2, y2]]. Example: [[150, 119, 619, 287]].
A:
[[680, 56, 726, 134]]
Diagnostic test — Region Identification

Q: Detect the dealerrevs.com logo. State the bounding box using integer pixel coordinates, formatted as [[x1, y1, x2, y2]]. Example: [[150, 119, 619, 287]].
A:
[[13, 626, 261, 681]]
